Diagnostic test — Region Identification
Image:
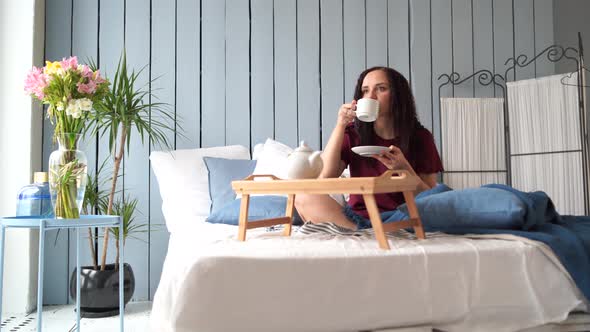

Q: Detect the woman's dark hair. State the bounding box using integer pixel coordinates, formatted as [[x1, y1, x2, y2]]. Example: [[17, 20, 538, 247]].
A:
[[353, 66, 419, 153]]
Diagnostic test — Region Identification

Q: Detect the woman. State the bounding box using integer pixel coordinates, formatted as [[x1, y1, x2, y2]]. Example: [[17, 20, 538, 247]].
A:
[[294, 66, 443, 230]]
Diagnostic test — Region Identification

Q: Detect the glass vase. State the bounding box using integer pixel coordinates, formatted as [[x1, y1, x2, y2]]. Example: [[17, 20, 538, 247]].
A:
[[48, 133, 88, 219]]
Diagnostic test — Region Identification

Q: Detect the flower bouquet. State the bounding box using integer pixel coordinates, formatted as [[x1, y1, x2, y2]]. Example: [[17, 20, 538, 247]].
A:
[[25, 56, 109, 218]]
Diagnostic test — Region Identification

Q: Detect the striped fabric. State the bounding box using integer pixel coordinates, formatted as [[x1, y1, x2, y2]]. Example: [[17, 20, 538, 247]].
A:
[[295, 221, 447, 240]]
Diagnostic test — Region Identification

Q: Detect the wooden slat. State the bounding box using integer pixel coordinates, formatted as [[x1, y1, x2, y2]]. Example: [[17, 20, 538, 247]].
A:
[[297, 0, 321, 150], [366, 0, 387, 68], [409, 0, 432, 129], [176, 0, 201, 149], [274, 0, 298, 147], [343, 0, 365, 100], [387, 0, 409, 78], [68, 0, 99, 304], [494, 0, 514, 82], [247, 217, 293, 229], [320, 0, 344, 147], [381, 218, 419, 233], [431, 0, 452, 152], [452, 0, 473, 98], [251, 0, 275, 146], [403, 191, 425, 239], [150, 0, 176, 300], [514, 0, 535, 80], [96, 0, 124, 299], [201, 0, 226, 147], [534, 0, 555, 77], [43, 0, 72, 306], [226, 0, 250, 147], [124, 0, 151, 300], [473, 0, 494, 98]]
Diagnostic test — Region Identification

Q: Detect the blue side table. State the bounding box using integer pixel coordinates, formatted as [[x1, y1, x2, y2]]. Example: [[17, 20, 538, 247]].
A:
[[0, 215, 125, 332]]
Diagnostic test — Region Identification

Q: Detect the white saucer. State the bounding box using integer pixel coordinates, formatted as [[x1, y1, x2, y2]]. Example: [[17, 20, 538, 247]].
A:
[[351, 146, 390, 157]]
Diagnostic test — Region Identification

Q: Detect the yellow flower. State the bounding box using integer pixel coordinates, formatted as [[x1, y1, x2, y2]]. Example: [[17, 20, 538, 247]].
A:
[[44, 61, 62, 75]]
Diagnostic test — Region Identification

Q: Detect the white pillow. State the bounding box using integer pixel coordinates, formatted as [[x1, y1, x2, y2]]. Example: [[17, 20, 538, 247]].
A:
[[252, 138, 293, 179], [150, 145, 250, 233], [252, 143, 264, 160]]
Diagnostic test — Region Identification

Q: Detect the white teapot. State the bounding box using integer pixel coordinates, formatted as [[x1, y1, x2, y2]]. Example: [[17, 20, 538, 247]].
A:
[[286, 141, 324, 179]]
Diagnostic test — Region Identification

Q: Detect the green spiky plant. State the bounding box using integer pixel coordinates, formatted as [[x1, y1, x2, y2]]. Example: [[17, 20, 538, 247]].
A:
[[86, 51, 176, 271]]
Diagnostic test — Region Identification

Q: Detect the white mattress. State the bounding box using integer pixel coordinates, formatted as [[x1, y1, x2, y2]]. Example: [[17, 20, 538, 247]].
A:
[[150, 222, 587, 332]]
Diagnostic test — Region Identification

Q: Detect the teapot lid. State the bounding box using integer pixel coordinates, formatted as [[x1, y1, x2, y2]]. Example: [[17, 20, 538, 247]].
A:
[[294, 140, 313, 152]]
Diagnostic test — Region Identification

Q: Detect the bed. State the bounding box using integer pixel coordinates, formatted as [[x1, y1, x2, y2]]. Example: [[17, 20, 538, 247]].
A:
[[148, 141, 589, 332]]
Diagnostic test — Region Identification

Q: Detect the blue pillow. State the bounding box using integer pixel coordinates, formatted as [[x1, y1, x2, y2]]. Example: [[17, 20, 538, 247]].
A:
[[203, 157, 256, 214], [206, 195, 303, 226], [386, 185, 527, 231]]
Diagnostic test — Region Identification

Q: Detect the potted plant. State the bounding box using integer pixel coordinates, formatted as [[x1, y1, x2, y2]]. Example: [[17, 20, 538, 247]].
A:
[[69, 51, 176, 317]]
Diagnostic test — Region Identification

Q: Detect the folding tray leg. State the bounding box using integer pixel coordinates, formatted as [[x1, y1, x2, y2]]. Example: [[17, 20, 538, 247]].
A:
[[363, 194, 390, 250], [238, 194, 251, 241], [283, 194, 295, 236], [402, 191, 426, 239]]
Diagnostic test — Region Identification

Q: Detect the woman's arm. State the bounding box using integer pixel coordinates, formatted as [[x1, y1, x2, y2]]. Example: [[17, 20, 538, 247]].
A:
[[320, 101, 357, 178], [372, 145, 438, 194]]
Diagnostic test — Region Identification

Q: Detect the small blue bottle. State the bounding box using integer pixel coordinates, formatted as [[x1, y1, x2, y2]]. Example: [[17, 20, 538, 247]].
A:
[[16, 172, 54, 218]]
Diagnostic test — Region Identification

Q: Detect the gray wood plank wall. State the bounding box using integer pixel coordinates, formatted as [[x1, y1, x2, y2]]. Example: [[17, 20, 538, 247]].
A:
[[43, 0, 555, 303]]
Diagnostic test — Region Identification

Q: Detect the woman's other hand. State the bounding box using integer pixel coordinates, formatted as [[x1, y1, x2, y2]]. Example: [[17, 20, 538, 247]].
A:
[[337, 100, 357, 128], [371, 145, 410, 170]]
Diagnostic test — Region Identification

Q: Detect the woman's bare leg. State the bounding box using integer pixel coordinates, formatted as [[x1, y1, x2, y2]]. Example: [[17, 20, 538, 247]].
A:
[[295, 194, 357, 230]]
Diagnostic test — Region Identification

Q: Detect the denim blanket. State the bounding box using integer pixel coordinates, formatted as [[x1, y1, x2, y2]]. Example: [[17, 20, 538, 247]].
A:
[[386, 184, 590, 302]]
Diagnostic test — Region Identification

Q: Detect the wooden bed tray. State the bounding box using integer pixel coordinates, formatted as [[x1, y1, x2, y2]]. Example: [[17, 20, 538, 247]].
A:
[[231, 170, 425, 250]]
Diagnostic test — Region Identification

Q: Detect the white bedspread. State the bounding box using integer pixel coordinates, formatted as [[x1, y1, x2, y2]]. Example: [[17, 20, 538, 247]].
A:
[[150, 222, 586, 332]]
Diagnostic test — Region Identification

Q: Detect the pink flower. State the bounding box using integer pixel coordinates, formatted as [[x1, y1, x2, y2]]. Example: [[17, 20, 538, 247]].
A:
[[24, 66, 48, 99], [92, 70, 106, 84], [60, 56, 78, 71], [77, 80, 97, 94], [79, 65, 93, 78]]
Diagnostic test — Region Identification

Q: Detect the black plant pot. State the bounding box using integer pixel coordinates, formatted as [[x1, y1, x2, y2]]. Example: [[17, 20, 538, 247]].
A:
[[69, 263, 135, 318]]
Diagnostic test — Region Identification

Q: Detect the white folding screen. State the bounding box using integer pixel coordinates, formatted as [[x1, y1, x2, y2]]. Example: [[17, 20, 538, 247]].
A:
[[507, 72, 585, 215], [440, 98, 506, 189]]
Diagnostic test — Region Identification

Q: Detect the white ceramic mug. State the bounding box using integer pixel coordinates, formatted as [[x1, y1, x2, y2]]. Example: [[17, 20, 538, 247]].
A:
[[355, 98, 379, 122]]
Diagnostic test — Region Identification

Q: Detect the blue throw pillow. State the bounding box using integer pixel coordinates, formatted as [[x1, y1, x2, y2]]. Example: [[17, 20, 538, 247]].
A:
[[206, 195, 303, 226], [388, 185, 527, 231], [203, 157, 257, 214]]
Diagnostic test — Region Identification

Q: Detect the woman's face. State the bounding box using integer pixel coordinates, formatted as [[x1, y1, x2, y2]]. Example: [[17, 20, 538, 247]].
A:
[[360, 69, 392, 116]]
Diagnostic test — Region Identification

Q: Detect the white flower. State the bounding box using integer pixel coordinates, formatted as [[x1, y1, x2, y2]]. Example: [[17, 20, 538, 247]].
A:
[[77, 98, 93, 112], [56, 102, 65, 111], [65, 99, 82, 119]]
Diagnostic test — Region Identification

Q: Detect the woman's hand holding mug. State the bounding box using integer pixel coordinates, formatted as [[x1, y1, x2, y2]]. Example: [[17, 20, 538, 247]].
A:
[[337, 100, 357, 128]]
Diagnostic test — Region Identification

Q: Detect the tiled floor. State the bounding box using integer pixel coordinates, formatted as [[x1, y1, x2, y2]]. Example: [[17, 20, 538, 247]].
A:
[[1, 301, 151, 332]]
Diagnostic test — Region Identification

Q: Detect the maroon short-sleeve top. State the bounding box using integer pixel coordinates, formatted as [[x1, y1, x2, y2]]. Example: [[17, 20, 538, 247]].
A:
[[340, 124, 444, 218]]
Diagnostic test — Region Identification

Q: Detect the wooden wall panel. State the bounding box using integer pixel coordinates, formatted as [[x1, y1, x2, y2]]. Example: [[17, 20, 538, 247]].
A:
[[410, 0, 432, 130], [67, 0, 98, 304], [43, 0, 71, 306], [41, 0, 556, 302], [366, 0, 388, 68], [387, 0, 409, 79], [201, 0, 226, 147], [297, 0, 321, 150], [226, 0, 251, 147], [320, 0, 344, 147], [343, 0, 365, 101], [123, 0, 151, 301], [149, 0, 176, 300], [251, 0, 275, 147], [176, 0, 201, 149], [274, 0, 298, 148]]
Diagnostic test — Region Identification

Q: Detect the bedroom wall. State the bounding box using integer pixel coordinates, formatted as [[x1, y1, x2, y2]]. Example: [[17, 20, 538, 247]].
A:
[[42, 0, 555, 303]]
